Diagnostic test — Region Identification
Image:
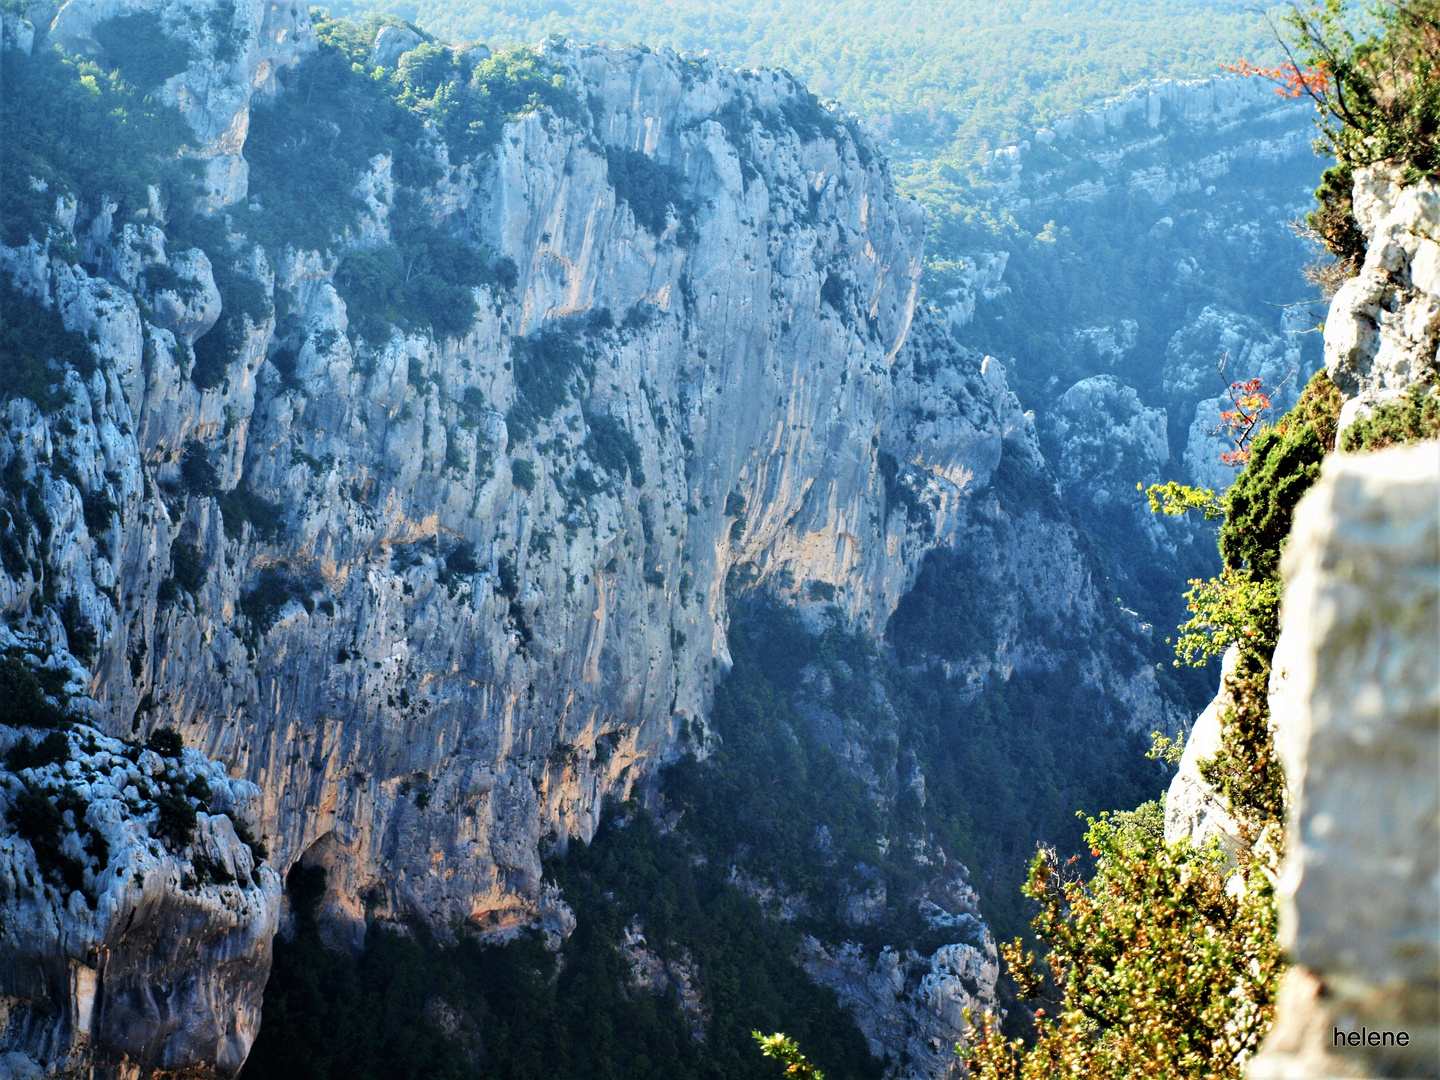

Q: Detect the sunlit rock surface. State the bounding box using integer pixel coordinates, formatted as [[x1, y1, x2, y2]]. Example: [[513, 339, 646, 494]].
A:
[[1249, 441, 1439, 1080]]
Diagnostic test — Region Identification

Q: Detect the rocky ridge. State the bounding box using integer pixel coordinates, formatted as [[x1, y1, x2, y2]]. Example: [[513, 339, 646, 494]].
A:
[[0, 3, 1181, 1075], [942, 73, 1326, 506]]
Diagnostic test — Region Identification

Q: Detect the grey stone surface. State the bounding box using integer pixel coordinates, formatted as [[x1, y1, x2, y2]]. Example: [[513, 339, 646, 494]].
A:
[[0, 5, 1185, 1075], [1163, 644, 1243, 854], [1325, 167, 1440, 437], [1249, 441, 1439, 1080]]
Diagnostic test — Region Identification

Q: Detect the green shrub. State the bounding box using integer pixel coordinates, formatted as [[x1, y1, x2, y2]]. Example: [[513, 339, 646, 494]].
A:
[[170, 539, 206, 594], [4, 731, 70, 772], [232, 814, 269, 862], [1219, 372, 1341, 581], [0, 280, 93, 412], [966, 815, 1282, 1079], [239, 569, 306, 637], [147, 726, 183, 757], [93, 13, 193, 89], [444, 542, 479, 577], [886, 547, 995, 664], [185, 773, 212, 804], [332, 223, 491, 341], [1339, 382, 1440, 451], [243, 17, 576, 258], [1289, 1, 1440, 266], [246, 807, 881, 1080], [506, 322, 592, 444], [511, 457, 536, 492], [0, 655, 69, 729], [179, 440, 219, 496], [81, 488, 118, 536], [13, 781, 86, 892], [218, 484, 285, 542], [191, 313, 247, 391], [583, 411, 645, 486], [605, 146, 695, 241], [0, 47, 192, 247], [154, 786, 197, 849], [496, 555, 520, 600], [58, 594, 96, 666]]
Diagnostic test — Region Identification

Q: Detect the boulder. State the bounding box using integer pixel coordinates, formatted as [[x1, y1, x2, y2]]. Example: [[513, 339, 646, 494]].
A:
[[372, 24, 421, 68]]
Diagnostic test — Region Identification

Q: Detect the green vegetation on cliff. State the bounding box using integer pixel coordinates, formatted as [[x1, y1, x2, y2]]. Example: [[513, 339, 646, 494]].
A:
[[322, 0, 1280, 171], [244, 806, 880, 1080]]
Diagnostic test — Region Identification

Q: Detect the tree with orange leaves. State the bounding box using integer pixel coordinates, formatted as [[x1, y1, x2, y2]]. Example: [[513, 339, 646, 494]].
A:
[[1216, 378, 1274, 466], [1229, 1, 1439, 269]]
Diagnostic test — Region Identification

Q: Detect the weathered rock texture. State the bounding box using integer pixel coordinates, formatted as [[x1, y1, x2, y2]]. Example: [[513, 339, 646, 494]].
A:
[[1325, 166, 1440, 437], [0, 639, 282, 1080], [800, 918, 998, 1080], [1247, 441, 1439, 1080], [0, 2, 1190, 1074], [1155, 163, 1440, 1079], [1163, 644, 1243, 855]]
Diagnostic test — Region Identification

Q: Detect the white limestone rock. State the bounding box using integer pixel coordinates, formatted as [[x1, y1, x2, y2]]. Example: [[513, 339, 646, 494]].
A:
[[0, 636, 281, 1079], [1163, 644, 1244, 855], [1325, 166, 1440, 438], [1247, 442, 1439, 1080], [372, 24, 421, 68], [800, 919, 999, 1080], [1046, 376, 1174, 552], [0, 10, 1183, 1072]]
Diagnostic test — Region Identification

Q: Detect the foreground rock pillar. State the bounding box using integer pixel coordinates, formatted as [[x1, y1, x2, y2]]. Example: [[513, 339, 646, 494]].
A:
[[1249, 441, 1439, 1079]]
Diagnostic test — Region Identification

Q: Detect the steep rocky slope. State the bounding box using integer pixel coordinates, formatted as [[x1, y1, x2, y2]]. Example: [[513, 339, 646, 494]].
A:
[[0, 3, 1180, 1075], [929, 74, 1330, 648]]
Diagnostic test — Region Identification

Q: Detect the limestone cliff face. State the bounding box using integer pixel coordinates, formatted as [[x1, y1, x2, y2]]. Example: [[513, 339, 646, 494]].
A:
[[1241, 163, 1440, 1080], [1324, 166, 1440, 433], [0, 4, 1053, 1073], [0, 629, 282, 1079], [1152, 163, 1440, 1078], [1246, 442, 1438, 1080], [942, 74, 1325, 514]]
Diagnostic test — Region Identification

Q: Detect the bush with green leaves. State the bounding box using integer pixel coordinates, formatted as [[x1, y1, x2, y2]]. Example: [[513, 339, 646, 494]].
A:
[[510, 457, 536, 492], [13, 781, 87, 893], [606, 146, 695, 241], [0, 651, 71, 729], [1286, 0, 1440, 266], [582, 411, 645, 486], [243, 14, 576, 258], [964, 815, 1282, 1079], [217, 484, 285, 542], [0, 44, 193, 248], [0, 280, 94, 413], [1339, 380, 1440, 451], [92, 12, 193, 89], [245, 807, 879, 1080], [505, 321, 594, 444]]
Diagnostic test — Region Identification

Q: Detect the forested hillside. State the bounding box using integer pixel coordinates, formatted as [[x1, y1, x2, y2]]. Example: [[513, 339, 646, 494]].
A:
[[320, 0, 1282, 172]]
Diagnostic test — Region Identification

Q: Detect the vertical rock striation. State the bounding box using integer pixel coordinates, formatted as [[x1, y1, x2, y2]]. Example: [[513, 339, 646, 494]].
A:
[[0, 3, 1183, 1073]]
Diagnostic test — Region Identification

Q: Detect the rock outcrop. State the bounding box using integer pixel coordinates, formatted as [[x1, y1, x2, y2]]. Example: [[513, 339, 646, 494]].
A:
[[0, 0, 1203, 1071], [1154, 163, 1440, 1079], [801, 931, 999, 1080], [0, 3, 1104, 1072], [1247, 441, 1439, 1080], [0, 635, 281, 1079], [1163, 644, 1243, 855], [1323, 166, 1440, 437]]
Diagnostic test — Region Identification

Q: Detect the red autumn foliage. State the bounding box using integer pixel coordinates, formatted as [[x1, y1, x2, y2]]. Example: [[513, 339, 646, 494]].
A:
[[1216, 378, 1273, 466], [1222, 58, 1332, 98]]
